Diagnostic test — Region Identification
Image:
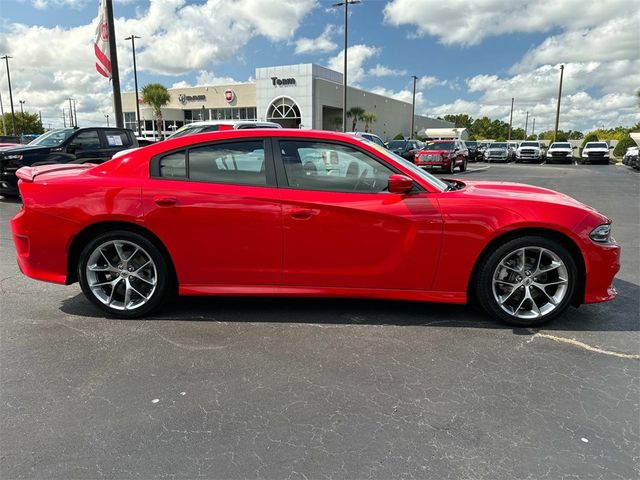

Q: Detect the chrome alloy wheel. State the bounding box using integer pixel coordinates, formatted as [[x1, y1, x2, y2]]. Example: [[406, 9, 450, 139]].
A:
[[492, 247, 569, 320], [85, 240, 157, 311]]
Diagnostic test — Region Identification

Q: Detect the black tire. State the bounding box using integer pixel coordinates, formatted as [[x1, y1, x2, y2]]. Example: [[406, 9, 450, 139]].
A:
[[78, 230, 171, 318], [460, 158, 467, 172], [447, 159, 455, 174], [474, 235, 578, 327]]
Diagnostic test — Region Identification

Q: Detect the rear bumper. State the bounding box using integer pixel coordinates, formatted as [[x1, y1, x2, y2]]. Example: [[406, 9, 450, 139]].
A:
[[10, 208, 76, 285]]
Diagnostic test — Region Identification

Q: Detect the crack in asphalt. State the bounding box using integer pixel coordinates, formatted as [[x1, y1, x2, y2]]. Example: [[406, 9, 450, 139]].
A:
[[527, 329, 640, 360]]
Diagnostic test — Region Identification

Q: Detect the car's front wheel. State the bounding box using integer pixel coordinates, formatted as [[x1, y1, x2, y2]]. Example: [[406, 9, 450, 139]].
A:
[[475, 236, 578, 326], [78, 230, 171, 318]]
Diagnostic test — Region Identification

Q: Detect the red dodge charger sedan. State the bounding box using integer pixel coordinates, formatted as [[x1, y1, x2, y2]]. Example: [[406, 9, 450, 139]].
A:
[[10, 129, 619, 326]]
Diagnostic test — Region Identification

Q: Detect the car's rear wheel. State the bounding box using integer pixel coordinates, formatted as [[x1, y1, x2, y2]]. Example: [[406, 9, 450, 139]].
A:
[[78, 231, 170, 318], [475, 236, 577, 326]]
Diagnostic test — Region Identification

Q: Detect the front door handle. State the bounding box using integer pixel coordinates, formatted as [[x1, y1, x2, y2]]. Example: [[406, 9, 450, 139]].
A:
[[288, 208, 319, 220], [154, 196, 177, 207]]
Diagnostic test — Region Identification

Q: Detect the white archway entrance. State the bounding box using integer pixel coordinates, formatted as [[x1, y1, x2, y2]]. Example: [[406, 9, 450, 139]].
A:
[[267, 96, 301, 128]]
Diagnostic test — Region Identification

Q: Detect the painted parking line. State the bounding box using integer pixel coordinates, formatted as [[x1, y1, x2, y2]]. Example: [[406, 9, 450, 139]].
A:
[[458, 165, 490, 174]]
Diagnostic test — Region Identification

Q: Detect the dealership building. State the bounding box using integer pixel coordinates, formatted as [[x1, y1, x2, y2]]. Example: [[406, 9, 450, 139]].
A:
[[121, 63, 452, 140]]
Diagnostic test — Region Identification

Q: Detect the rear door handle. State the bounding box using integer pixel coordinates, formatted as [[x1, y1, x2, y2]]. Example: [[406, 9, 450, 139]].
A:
[[288, 208, 319, 220], [154, 196, 177, 207]]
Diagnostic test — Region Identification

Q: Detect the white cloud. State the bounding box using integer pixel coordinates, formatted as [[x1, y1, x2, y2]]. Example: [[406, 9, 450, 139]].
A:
[[295, 24, 338, 55], [0, 0, 316, 128], [368, 64, 407, 77], [417, 75, 446, 89], [326, 44, 380, 84], [370, 87, 424, 108], [383, 0, 635, 46]]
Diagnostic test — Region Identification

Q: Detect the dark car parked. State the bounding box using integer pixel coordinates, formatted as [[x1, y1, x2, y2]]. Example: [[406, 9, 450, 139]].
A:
[[387, 139, 423, 162], [465, 141, 480, 162], [0, 127, 138, 196]]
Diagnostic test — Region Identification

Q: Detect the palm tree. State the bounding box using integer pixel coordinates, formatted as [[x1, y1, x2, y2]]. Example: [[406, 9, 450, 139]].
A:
[[347, 106, 365, 132], [361, 112, 377, 132], [141, 83, 170, 139]]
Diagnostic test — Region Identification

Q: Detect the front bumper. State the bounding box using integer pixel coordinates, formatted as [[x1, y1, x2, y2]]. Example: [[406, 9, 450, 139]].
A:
[[583, 240, 620, 303]]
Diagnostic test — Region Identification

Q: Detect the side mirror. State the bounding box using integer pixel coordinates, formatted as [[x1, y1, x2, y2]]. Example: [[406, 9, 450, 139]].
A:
[[388, 174, 413, 194], [572, 146, 578, 149]]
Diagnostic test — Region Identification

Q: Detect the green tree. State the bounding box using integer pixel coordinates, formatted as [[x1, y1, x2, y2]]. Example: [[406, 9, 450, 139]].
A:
[[347, 106, 365, 132], [393, 133, 405, 140], [361, 112, 377, 132], [141, 83, 171, 139], [1, 112, 44, 136], [613, 135, 636, 157], [443, 114, 473, 129], [581, 132, 599, 146]]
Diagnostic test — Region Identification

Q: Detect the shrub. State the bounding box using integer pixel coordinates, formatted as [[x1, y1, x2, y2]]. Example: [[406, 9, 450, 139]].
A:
[[394, 133, 405, 140], [613, 136, 636, 157]]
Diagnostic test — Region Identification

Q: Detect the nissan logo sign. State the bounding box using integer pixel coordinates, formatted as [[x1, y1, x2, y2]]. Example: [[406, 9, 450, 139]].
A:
[[271, 76, 296, 87]]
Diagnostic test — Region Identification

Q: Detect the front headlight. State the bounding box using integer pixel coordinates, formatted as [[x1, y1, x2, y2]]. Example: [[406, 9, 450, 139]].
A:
[[589, 224, 612, 243]]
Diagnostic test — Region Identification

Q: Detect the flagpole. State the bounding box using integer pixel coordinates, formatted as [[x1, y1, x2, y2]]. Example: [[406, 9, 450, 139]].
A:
[[105, 0, 123, 127]]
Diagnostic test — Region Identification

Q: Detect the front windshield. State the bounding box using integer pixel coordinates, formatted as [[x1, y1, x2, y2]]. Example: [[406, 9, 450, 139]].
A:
[[167, 124, 220, 139], [586, 142, 608, 148], [520, 142, 539, 147], [424, 141, 454, 150], [357, 138, 448, 192], [387, 141, 408, 149], [466, 141, 477, 147], [29, 129, 75, 146], [551, 143, 571, 148], [489, 142, 507, 148]]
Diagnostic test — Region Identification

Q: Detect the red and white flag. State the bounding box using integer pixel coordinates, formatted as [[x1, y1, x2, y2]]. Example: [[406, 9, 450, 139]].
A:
[[94, 0, 112, 79]]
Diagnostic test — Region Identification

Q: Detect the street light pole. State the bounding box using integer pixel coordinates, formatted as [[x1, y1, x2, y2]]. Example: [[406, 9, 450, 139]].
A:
[[73, 99, 77, 127], [105, 114, 110, 127], [19, 100, 25, 115], [332, 0, 361, 133], [410, 75, 418, 139], [1, 55, 17, 136], [125, 34, 142, 136], [553, 64, 565, 143], [524, 111, 529, 138], [507, 97, 514, 142]]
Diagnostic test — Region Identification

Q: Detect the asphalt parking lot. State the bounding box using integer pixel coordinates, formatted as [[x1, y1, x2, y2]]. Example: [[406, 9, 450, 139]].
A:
[[1, 163, 638, 479]]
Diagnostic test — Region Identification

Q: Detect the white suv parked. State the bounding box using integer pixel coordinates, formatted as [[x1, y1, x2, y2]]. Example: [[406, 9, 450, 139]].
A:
[[546, 142, 574, 164], [581, 142, 611, 165]]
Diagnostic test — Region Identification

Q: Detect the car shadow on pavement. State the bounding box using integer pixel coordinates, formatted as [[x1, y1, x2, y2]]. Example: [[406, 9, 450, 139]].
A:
[[59, 278, 639, 333]]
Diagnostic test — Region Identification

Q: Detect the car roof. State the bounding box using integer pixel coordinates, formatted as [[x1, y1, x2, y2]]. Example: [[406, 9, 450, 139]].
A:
[[179, 120, 282, 127]]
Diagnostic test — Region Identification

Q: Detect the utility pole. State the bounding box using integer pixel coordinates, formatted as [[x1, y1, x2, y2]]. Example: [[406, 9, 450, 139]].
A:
[[105, 114, 110, 126], [19, 100, 25, 115], [125, 35, 142, 136], [73, 99, 78, 127], [0, 89, 6, 135], [553, 64, 565, 143], [532, 117, 535, 137], [67, 98, 74, 127], [410, 75, 418, 139], [62, 109, 66, 128], [332, 0, 361, 132], [524, 111, 529, 138], [1, 55, 17, 136], [507, 97, 514, 141]]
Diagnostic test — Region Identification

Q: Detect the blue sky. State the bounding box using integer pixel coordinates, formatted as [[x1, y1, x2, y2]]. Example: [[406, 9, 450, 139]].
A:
[[1, 0, 638, 131]]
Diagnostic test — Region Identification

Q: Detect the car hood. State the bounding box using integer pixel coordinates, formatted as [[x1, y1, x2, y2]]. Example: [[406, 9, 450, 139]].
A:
[[583, 147, 609, 152], [460, 180, 595, 211], [420, 149, 452, 154], [549, 147, 572, 152], [0, 144, 51, 156]]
